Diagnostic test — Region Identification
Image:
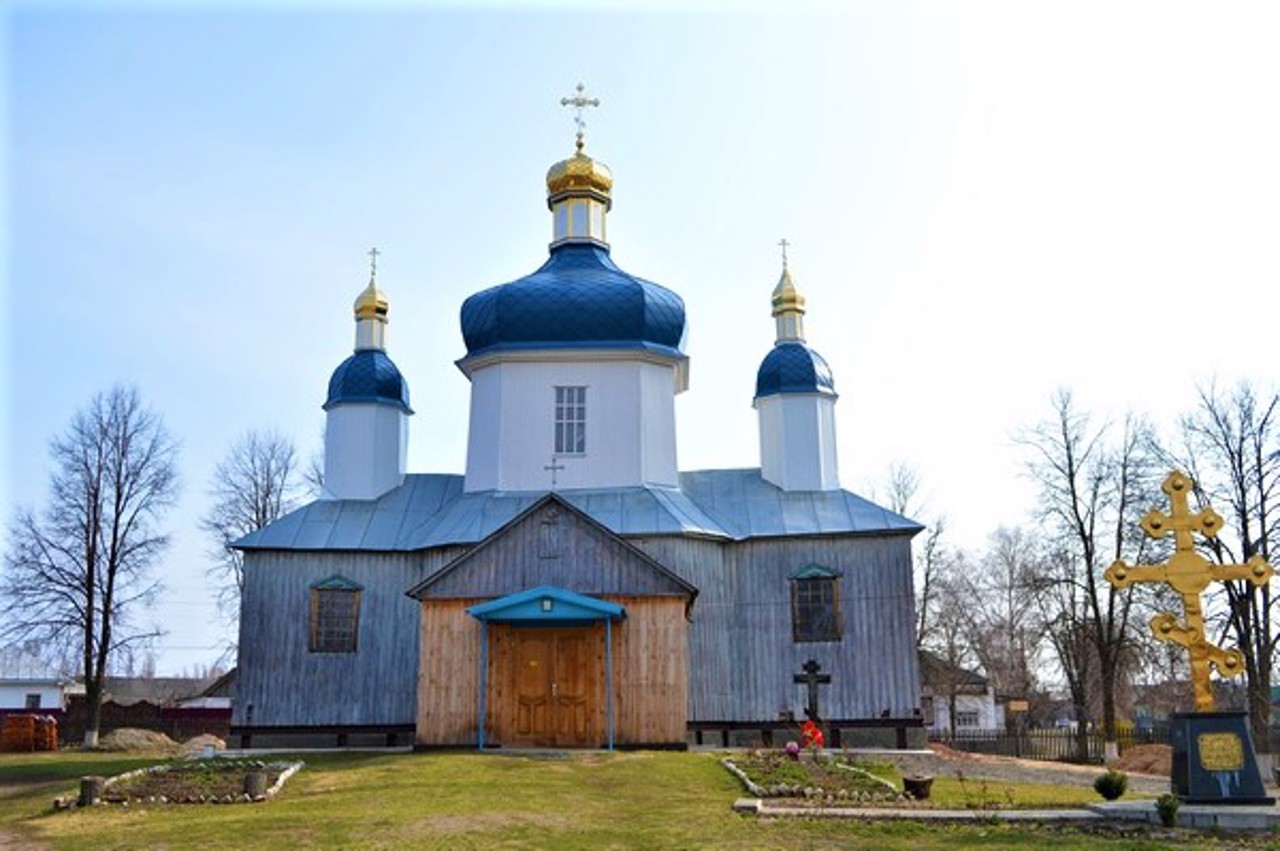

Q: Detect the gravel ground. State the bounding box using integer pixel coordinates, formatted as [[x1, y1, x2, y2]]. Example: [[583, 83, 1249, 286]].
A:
[[866, 748, 1174, 795]]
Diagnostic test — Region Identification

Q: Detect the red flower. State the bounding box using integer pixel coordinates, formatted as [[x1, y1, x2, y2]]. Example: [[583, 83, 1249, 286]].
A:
[[800, 721, 824, 749]]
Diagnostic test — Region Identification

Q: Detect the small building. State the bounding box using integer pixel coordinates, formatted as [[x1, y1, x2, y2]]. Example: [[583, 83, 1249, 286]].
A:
[[919, 651, 1003, 732], [0, 647, 68, 714]]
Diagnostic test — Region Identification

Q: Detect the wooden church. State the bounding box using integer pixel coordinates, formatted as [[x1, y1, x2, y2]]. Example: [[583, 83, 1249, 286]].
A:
[[232, 97, 923, 750]]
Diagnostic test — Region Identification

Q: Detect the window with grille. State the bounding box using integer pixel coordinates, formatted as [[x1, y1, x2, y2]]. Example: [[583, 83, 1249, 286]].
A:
[[790, 565, 842, 642], [956, 710, 980, 728], [309, 576, 362, 653], [554, 386, 587, 455], [24, 693, 41, 709]]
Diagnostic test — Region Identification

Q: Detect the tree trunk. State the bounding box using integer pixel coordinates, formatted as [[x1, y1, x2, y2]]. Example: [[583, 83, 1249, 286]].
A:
[[1073, 697, 1089, 762], [1101, 674, 1119, 762], [83, 677, 102, 749]]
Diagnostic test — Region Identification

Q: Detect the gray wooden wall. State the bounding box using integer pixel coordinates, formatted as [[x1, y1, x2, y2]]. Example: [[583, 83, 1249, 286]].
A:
[[237, 530, 920, 729], [629, 534, 921, 723], [234, 547, 463, 727]]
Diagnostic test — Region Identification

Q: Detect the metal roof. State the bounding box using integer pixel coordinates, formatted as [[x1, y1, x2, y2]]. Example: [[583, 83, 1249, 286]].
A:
[[235, 468, 921, 552]]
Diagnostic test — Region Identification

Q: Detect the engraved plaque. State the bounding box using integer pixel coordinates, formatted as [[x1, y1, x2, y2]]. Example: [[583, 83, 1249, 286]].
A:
[[1198, 732, 1244, 771]]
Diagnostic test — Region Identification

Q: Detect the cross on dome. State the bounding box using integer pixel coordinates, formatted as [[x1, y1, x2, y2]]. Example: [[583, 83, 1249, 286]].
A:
[[778, 238, 790, 269], [560, 82, 600, 153], [368, 246, 380, 280]]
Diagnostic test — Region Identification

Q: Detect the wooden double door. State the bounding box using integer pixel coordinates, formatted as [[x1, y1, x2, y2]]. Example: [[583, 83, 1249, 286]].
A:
[[506, 627, 601, 748]]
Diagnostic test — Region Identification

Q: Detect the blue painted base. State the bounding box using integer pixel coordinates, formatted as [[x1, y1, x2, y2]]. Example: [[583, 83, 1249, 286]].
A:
[[1170, 711, 1274, 805]]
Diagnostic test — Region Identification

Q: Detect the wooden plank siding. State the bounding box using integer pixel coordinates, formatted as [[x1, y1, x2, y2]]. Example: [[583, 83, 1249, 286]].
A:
[[418, 500, 691, 600], [416, 598, 483, 745], [627, 534, 921, 724], [234, 548, 464, 728], [417, 596, 687, 747]]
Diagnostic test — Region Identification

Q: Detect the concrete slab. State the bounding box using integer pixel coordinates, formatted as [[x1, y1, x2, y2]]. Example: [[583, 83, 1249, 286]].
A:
[[736, 797, 1280, 831], [1081, 799, 1280, 831]]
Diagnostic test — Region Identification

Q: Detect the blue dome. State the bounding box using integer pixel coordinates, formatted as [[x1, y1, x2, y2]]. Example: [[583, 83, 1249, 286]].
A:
[[755, 342, 837, 399], [460, 244, 685, 358], [324, 349, 412, 413]]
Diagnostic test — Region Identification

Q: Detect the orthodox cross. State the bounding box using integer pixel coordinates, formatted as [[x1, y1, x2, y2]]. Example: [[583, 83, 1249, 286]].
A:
[[1105, 470, 1274, 712], [560, 82, 600, 152], [544, 457, 566, 490], [778, 238, 790, 269], [367, 246, 380, 280], [793, 658, 831, 722]]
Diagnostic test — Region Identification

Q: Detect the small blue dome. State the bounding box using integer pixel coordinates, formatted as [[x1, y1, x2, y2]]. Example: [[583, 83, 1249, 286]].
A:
[[755, 342, 836, 399], [460, 244, 685, 359], [324, 349, 412, 413]]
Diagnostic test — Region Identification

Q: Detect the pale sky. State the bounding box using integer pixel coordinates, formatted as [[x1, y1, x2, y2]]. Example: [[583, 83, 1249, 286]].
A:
[[4, 1, 1279, 674]]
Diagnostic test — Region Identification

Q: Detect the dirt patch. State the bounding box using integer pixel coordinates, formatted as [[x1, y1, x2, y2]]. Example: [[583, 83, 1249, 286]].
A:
[[0, 827, 50, 851], [1109, 744, 1171, 777], [97, 728, 178, 753], [178, 734, 226, 757]]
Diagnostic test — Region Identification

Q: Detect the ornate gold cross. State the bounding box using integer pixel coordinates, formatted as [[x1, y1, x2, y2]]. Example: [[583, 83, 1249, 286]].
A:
[[1105, 471, 1274, 711]]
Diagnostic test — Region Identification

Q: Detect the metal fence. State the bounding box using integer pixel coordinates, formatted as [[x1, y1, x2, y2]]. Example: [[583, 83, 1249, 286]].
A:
[[930, 726, 1280, 764]]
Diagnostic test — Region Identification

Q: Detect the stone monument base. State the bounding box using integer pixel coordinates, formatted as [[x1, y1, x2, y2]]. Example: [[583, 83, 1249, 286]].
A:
[[1170, 711, 1274, 805]]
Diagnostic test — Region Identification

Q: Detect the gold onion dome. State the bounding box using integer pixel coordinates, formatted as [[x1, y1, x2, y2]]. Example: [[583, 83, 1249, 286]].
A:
[[771, 267, 806, 317], [546, 149, 614, 208], [354, 278, 389, 320]]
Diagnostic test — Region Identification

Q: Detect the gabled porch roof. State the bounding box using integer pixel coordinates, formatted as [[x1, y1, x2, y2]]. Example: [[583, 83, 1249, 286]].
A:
[[467, 585, 625, 625]]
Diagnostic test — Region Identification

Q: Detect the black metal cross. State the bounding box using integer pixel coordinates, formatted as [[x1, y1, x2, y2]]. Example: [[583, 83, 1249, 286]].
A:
[[793, 658, 831, 722], [544, 457, 566, 490], [367, 246, 380, 279]]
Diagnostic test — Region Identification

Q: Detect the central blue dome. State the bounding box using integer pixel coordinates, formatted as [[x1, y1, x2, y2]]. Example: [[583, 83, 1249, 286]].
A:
[[460, 244, 685, 359], [755, 342, 836, 399]]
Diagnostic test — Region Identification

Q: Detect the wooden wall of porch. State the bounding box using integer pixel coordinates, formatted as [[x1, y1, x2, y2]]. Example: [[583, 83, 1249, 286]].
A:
[[416, 596, 687, 748]]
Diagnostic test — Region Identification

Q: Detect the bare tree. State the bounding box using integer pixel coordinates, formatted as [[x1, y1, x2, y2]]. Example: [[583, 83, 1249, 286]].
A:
[[0, 386, 178, 747], [923, 555, 980, 735], [200, 430, 301, 620], [1019, 390, 1157, 759], [877, 461, 949, 648], [966, 526, 1043, 701], [1165, 382, 1279, 752]]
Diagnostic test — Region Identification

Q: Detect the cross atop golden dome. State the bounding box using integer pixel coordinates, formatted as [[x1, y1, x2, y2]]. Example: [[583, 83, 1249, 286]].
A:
[[771, 239, 806, 318], [354, 246, 388, 321], [547, 83, 612, 209]]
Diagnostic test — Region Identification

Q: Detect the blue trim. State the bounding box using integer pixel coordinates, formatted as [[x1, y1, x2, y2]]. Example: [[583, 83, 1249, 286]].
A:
[[606, 619, 614, 751], [468, 585, 625, 624], [478, 620, 488, 751]]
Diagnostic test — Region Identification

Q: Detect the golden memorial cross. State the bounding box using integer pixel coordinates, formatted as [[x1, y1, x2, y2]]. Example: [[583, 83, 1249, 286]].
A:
[[1105, 471, 1274, 712]]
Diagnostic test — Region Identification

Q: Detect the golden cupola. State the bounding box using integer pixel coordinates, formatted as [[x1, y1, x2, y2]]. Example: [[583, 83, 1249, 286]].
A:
[[353, 248, 389, 351], [771, 248, 806, 342], [547, 83, 611, 247]]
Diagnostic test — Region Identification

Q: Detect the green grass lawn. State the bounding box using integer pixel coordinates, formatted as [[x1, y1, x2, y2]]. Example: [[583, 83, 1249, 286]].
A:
[[0, 749, 1263, 850]]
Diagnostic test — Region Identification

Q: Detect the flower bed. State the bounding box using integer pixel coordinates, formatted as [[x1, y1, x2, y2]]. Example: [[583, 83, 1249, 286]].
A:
[[725, 750, 905, 804], [62, 758, 305, 807]]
